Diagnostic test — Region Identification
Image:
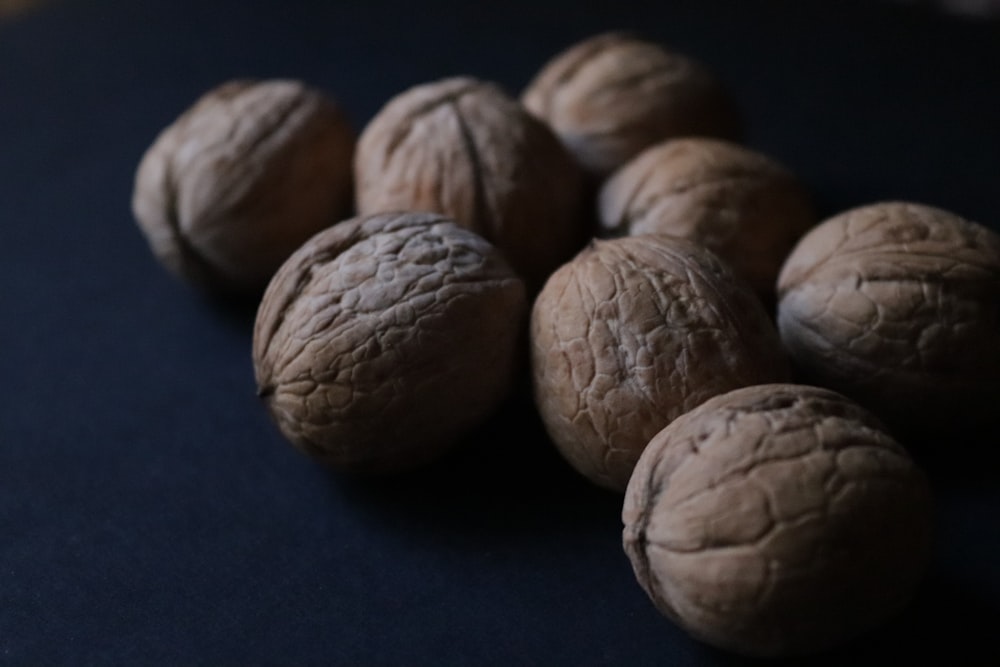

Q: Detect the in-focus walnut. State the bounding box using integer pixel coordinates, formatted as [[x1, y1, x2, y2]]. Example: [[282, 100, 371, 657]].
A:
[[599, 138, 815, 303], [132, 79, 355, 295], [253, 211, 527, 473], [530, 235, 789, 492], [354, 77, 585, 291], [522, 32, 742, 179], [623, 384, 933, 657], [777, 201, 1000, 435]]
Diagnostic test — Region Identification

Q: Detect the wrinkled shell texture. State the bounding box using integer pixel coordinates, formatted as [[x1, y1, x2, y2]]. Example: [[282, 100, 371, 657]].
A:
[[522, 32, 741, 178], [777, 202, 1000, 431], [531, 235, 789, 492], [599, 138, 815, 299], [354, 77, 585, 290], [622, 384, 933, 657], [253, 212, 527, 473], [132, 79, 356, 294]]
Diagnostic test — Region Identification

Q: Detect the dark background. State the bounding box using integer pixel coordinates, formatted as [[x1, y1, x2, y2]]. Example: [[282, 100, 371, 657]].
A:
[[2, 0, 998, 664]]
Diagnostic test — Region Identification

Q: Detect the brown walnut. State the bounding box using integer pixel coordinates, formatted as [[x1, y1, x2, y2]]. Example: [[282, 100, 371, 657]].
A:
[[132, 79, 356, 295], [354, 77, 585, 291], [522, 32, 741, 179], [252, 211, 527, 473], [530, 235, 789, 492], [623, 383, 933, 657], [599, 138, 815, 302], [777, 201, 1000, 435]]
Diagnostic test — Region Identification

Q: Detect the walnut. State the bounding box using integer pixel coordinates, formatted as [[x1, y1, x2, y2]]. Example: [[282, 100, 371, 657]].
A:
[[776, 201, 1000, 435], [599, 138, 815, 302], [252, 211, 527, 473], [622, 384, 933, 657], [530, 235, 789, 492], [353, 77, 585, 291], [132, 79, 355, 295], [522, 32, 741, 179]]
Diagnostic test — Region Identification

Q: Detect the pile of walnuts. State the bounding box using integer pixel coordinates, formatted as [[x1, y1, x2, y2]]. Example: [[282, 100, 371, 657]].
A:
[[132, 32, 1000, 658]]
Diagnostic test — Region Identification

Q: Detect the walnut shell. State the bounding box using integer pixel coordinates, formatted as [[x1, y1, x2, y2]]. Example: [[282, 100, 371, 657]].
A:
[[522, 32, 741, 179], [777, 201, 1000, 435], [599, 138, 815, 301], [354, 77, 585, 291], [530, 235, 789, 492], [622, 384, 933, 657], [252, 211, 527, 473], [132, 79, 355, 294]]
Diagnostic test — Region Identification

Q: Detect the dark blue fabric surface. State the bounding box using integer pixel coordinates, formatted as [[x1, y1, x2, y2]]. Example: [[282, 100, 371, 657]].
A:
[[1, 1, 998, 664]]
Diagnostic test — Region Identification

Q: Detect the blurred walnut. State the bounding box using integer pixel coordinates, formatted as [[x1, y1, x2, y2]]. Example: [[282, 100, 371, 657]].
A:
[[623, 384, 933, 657], [777, 201, 1000, 435], [531, 235, 788, 492], [354, 77, 585, 291], [522, 32, 741, 179], [253, 211, 527, 473], [599, 138, 814, 302], [132, 79, 355, 295]]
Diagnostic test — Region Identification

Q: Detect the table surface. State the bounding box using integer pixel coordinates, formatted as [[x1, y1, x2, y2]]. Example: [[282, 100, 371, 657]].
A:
[[2, 1, 999, 664]]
